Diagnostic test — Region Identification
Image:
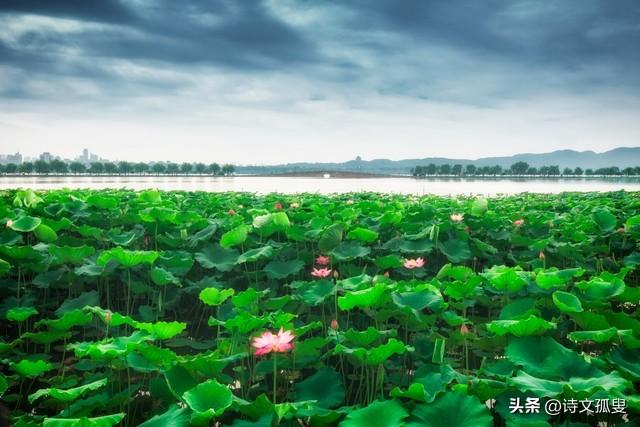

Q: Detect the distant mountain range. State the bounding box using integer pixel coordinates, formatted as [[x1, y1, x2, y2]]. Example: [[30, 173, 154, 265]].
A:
[[237, 147, 640, 175]]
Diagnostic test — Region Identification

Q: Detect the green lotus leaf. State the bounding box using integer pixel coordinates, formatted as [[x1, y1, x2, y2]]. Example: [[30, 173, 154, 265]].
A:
[[366, 338, 409, 365], [34, 223, 58, 242], [511, 370, 631, 398], [137, 405, 190, 427], [138, 189, 162, 203], [481, 266, 529, 292], [220, 225, 249, 248], [157, 251, 193, 276], [568, 327, 621, 344], [391, 364, 456, 403], [223, 312, 268, 334], [438, 239, 472, 263], [6, 306, 38, 322], [49, 245, 96, 264], [13, 359, 53, 377], [150, 266, 180, 286], [86, 194, 118, 209], [42, 413, 125, 427], [340, 399, 408, 427], [436, 264, 473, 281], [8, 215, 41, 232], [375, 254, 404, 269], [506, 336, 600, 379], [36, 309, 92, 331], [295, 367, 344, 408], [498, 298, 538, 320], [331, 241, 371, 261], [253, 212, 290, 229], [189, 222, 218, 247], [344, 327, 395, 347], [238, 246, 274, 263], [407, 391, 492, 427], [576, 274, 626, 300], [13, 189, 43, 208], [135, 321, 186, 340], [106, 229, 139, 246], [182, 379, 233, 423], [29, 378, 108, 403], [0, 258, 9, 276], [391, 286, 445, 314], [232, 288, 269, 309], [535, 268, 585, 289], [347, 227, 379, 243], [57, 291, 100, 316], [0, 244, 45, 260], [318, 223, 343, 252], [592, 208, 617, 232], [264, 259, 304, 279], [297, 280, 335, 306], [139, 207, 177, 223], [398, 238, 434, 253], [443, 275, 482, 300], [487, 315, 556, 337], [470, 197, 488, 216], [199, 288, 234, 306], [552, 291, 583, 313], [338, 284, 386, 310], [97, 247, 158, 268], [606, 347, 640, 380], [195, 245, 239, 272]]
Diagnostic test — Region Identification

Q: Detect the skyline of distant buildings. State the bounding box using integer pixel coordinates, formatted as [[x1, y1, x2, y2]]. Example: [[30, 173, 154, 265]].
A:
[[0, 149, 107, 165]]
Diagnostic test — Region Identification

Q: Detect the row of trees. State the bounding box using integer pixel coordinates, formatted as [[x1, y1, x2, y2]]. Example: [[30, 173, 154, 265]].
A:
[[0, 161, 236, 176], [411, 161, 640, 177]]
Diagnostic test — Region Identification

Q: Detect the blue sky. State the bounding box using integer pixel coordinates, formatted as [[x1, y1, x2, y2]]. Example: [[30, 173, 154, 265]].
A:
[[0, 0, 639, 164]]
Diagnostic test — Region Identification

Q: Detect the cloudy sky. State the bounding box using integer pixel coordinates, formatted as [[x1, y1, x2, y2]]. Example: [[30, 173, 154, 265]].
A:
[[1, 0, 639, 164]]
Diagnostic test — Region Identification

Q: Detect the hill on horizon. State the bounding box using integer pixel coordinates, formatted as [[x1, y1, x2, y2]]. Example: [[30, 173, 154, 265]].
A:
[[237, 147, 640, 175]]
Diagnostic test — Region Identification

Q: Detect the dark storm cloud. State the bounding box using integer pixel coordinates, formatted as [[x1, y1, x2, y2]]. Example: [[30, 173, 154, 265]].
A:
[[0, 0, 639, 103]]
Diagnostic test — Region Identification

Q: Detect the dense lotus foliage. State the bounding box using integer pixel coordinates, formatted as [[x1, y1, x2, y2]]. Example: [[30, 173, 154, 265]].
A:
[[0, 189, 639, 426]]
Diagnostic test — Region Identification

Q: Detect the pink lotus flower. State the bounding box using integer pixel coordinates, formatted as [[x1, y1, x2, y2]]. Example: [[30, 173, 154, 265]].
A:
[[274, 202, 283, 210], [346, 199, 354, 205], [311, 267, 332, 278], [315, 255, 330, 266], [460, 323, 470, 335], [330, 319, 339, 330], [450, 213, 464, 222], [513, 219, 525, 227], [252, 328, 295, 356], [403, 257, 425, 269]]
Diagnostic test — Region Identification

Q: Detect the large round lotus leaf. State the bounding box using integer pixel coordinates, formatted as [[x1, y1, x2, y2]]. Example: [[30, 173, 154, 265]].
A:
[[568, 327, 619, 344], [150, 267, 180, 286], [135, 321, 186, 340], [438, 239, 472, 263], [347, 227, 379, 244], [34, 223, 58, 242], [29, 378, 107, 403], [13, 359, 53, 377], [338, 284, 386, 310], [138, 405, 190, 427], [398, 238, 434, 253], [391, 364, 456, 403], [576, 274, 625, 300], [510, 370, 631, 398], [199, 288, 234, 306], [182, 379, 233, 421], [6, 306, 38, 322], [297, 280, 335, 306], [195, 245, 239, 272], [592, 208, 617, 232], [56, 291, 100, 316], [406, 391, 492, 427], [443, 275, 482, 300], [295, 367, 344, 408], [8, 216, 41, 232], [481, 266, 529, 292], [264, 259, 304, 279], [506, 337, 599, 379], [139, 207, 177, 223], [340, 399, 408, 427], [343, 327, 393, 347], [471, 197, 489, 216], [42, 413, 126, 427], [552, 291, 583, 313], [486, 315, 556, 337], [43, 309, 92, 331], [332, 241, 371, 261], [365, 338, 409, 365], [535, 268, 584, 289], [86, 194, 118, 209], [319, 223, 343, 252], [0, 244, 45, 260], [220, 225, 249, 248], [49, 245, 96, 264], [436, 264, 473, 281], [498, 298, 538, 320], [97, 247, 158, 268], [606, 347, 640, 380], [156, 251, 193, 276], [392, 287, 444, 313], [237, 246, 274, 263]]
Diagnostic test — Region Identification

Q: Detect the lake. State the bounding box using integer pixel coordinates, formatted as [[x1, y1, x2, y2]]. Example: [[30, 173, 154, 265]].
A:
[[1, 175, 639, 195]]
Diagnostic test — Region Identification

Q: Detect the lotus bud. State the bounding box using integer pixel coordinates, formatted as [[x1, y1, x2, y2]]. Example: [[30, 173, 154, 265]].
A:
[[105, 311, 113, 325], [333, 270, 339, 279], [274, 202, 283, 210], [617, 227, 625, 234], [460, 323, 470, 335], [539, 251, 545, 260], [5, 219, 12, 228], [228, 208, 236, 216], [384, 271, 390, 277], [330, 319, 339, 330]]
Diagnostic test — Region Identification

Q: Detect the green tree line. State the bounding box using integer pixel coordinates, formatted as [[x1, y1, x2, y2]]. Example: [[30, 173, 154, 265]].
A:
[[411, 161, 640, 177], [0, 160, 236, 176]]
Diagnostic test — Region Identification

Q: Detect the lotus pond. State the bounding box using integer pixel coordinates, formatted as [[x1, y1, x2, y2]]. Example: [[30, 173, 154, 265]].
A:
[[0, 189, 639, 426]]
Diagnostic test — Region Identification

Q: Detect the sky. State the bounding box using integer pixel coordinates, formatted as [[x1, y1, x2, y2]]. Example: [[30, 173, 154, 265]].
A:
[[0, 0, 639, 164]]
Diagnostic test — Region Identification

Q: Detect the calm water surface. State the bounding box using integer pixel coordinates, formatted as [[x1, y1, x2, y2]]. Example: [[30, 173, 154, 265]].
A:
[[1, 176, 640, 195]]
